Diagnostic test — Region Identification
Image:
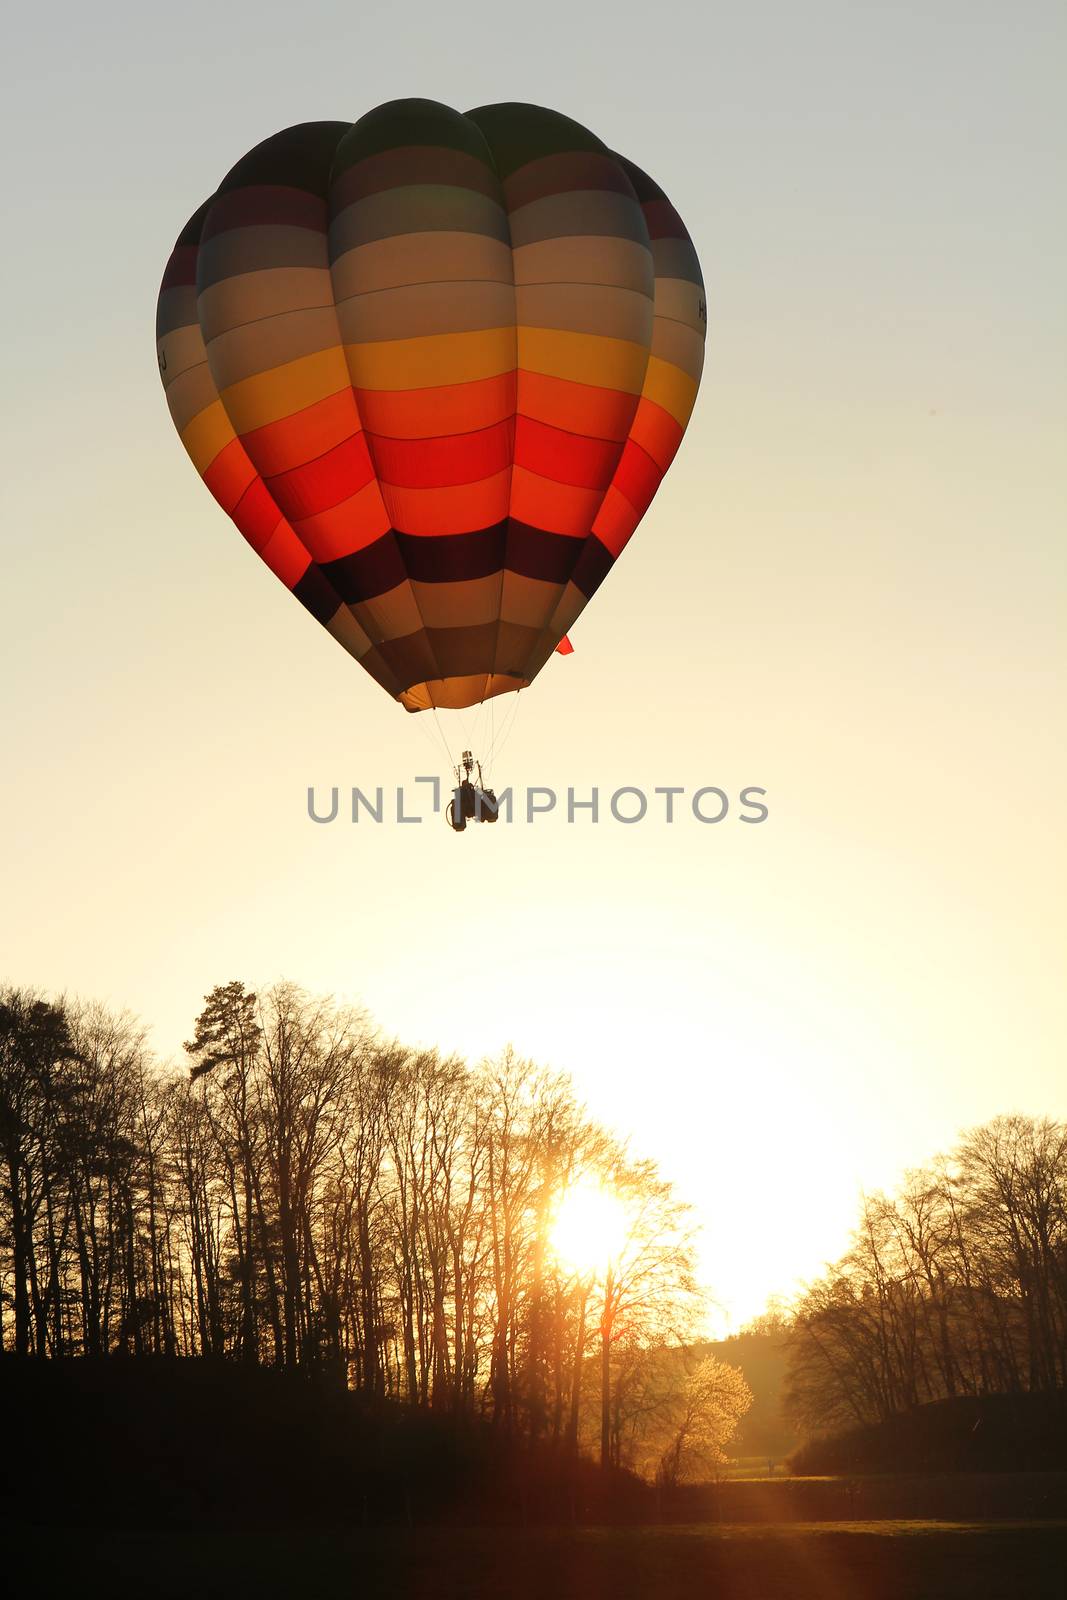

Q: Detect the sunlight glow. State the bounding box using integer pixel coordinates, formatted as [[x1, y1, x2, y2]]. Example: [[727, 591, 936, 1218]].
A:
[[550, 1183, 628, 1279]]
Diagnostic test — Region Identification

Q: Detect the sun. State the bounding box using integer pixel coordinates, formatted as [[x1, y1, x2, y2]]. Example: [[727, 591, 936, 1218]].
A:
[[550, 1183, 628, 1279]]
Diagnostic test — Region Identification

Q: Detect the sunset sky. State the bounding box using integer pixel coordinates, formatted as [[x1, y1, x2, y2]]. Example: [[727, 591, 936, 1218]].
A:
[[3, 0, 1064, 1328]]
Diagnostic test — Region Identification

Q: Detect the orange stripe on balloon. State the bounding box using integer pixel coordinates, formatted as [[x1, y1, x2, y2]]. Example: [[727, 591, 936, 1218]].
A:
[[354, 372, 516, 440], [510, 467, 605, 539], [516, 371, 637, 441], [381, 471, 511, 536], [291, 478, 392, 562], [259, 523, 312, 587], [239, 388, 358, 476], [627, 397, 684, 473], [591, 486, 641, 557], [203, 438, 257, 514]]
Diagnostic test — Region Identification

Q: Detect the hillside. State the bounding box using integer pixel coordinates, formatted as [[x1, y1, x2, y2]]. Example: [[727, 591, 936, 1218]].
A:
[[0, 1357, 647, 1529], [707, 1329, 800, 1462], [790, 1391, 1067, 1475]]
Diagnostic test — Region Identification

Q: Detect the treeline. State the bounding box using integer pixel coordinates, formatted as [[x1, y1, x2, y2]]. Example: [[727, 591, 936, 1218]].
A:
[[0, 981, 745, 1481], [786, 1115, 1067, 1436]]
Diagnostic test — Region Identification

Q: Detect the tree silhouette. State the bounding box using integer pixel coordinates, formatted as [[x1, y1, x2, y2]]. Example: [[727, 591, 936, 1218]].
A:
[[785, 1115, 1067, 1434]]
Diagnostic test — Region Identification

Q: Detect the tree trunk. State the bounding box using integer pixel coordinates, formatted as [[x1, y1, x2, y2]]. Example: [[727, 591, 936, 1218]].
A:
[[8, 1159, 32, 1356], [599, 1268, 614, 1471]]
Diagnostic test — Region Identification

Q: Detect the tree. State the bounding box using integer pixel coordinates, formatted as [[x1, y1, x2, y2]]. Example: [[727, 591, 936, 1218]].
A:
[[0, 989, 79, 1355], [1, 976, 732, 1487], [785, 1114, 1067, 1440], [594, 1159, 701, 1469], [655, 1355, 753, 1487]]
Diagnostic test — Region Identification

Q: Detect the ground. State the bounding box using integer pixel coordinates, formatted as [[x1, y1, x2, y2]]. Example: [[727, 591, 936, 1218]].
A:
[[8, 1521, 1067, 1599]]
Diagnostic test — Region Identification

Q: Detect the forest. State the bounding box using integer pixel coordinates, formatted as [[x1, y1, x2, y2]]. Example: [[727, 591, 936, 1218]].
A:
[[784, 1112, 1067, 1461], [4, 978, 1065, 1493], [0, 981, 749, 1489]]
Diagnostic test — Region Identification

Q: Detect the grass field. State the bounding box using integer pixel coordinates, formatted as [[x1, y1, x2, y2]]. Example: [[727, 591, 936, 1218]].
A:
[[8, 1520, 1067, 1599]]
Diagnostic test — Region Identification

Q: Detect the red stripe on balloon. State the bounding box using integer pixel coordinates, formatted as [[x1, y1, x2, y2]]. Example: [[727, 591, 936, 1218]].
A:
[[203, 438, 257, 514], [612, 439, 663, 516], [260, 523, 312, 587], [232, 477, 285, 552], [514, 415, 622, 490], [265, 430, 376, 518], [627, 397, 684, 473], [368, 420, 515, 489]]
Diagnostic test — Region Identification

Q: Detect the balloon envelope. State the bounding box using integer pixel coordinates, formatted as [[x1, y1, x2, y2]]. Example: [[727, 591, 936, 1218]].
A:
[[156, 100, 705, 711]]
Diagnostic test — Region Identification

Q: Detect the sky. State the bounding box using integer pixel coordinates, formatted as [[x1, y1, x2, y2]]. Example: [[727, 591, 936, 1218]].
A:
[[2, 0, 1065, 1329]]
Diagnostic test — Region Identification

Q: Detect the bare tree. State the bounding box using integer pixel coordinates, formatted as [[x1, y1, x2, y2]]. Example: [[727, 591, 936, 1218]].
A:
[[786, 1114, 1067, 1438], [1, 977, 724, 1484]]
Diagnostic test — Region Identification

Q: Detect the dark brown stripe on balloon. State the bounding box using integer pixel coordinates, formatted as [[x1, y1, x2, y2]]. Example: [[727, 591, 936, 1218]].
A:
[[293, 563, 344, 624], [324, 526, 504, 601], [505, 521, 584, 585], [569, 535, 615, 599], [502, 151, 635, 211], [394, 527, 508, 584], [331, 146, 501, 209], [332, 100, 495, 178], [467, 103, 606, 180], [321, 522, 586, 604], [201, 185, 328, 239], [323, 537, 410, 603], [159, 243, 200, 292], [641, 199, 690, 241], [613, 156, 663, 205], [217, 121, 347, 195]]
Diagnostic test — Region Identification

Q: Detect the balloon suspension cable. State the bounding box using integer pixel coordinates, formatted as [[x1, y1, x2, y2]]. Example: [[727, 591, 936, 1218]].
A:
[[414, 687, 521, 832], [410, 702, 450, 763], [430, 706, 455, 770], [483, 687, 521, 775]]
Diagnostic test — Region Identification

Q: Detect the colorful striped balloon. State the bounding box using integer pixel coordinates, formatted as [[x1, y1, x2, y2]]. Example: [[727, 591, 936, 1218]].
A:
[[156, 100, 705, 712]]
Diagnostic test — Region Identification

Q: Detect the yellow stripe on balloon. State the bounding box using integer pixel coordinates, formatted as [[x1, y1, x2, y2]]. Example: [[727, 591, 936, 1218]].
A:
[[343, 328, 515, 390], [220, 347, 354, 434], [180, 400, 236, 473], [516, 326, 649, 394], [641, 356, 700, 428]]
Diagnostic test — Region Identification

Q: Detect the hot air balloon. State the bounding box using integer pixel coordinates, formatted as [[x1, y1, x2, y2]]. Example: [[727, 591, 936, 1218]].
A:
[[156, 99, 705, 794]]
